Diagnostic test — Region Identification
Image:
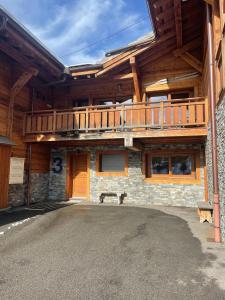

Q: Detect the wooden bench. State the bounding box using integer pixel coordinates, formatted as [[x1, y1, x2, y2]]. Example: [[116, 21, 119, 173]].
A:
[[197, 201, 213, 223], [99, 192, 127, 205]]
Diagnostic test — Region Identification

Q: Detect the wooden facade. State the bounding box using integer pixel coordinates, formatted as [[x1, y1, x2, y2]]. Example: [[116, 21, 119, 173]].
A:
[[0, 0, 224, 217]]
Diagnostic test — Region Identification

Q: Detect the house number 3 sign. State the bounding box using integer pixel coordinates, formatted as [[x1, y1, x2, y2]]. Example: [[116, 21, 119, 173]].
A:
[[52, 157, 63, 174]]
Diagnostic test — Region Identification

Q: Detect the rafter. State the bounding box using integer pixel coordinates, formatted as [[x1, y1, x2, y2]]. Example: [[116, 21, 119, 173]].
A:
[[174, 0, 183, 48], [203, 0, 214, 5], [174, 49, 203, 73]]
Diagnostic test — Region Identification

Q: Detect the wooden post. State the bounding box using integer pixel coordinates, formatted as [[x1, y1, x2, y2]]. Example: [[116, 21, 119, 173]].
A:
[[7, 68, 38, 138], [130, 57, 142, 102]]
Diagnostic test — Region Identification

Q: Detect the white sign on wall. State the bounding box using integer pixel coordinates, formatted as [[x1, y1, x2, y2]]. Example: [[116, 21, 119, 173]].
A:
[[124, 137, 133, 147], [9, 157, 25, 185]]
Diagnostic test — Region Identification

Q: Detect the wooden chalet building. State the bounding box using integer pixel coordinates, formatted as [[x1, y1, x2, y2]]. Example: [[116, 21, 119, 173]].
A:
[[0, 1, 225, 242]]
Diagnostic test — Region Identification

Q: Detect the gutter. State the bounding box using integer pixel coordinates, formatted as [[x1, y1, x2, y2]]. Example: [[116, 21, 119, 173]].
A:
[[206, 4, 221, 243]]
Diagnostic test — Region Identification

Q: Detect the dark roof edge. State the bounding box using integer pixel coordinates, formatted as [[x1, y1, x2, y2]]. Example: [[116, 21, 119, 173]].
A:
[[69, 64, 103, 72], [105, 34, 155, 57], [0, 136, 15, 146], [146, 0, 158, 38], [0, 5, 64, 70]]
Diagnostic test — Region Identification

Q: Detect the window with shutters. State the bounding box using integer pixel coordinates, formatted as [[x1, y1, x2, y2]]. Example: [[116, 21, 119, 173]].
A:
[[96, 151, 128, 176]]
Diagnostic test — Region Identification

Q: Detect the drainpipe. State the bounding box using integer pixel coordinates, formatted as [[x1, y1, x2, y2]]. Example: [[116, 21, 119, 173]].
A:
[[26, 144, 32, 207], [206, 4, 221, 243]]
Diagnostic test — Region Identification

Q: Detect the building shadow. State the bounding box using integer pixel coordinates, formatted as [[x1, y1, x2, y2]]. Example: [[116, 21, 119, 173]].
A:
[[0, 202, 73, 228]]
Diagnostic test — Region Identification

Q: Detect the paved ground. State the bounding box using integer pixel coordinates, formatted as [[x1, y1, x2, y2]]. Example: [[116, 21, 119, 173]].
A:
[[0, 204, 225, 300]]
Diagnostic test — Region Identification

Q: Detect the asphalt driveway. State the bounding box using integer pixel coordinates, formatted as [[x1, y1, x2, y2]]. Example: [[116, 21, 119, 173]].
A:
[[0, 205, 224, 300]]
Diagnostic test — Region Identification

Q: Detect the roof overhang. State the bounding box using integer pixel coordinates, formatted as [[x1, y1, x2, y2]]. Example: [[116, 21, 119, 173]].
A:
[[0, 5, 65, 81], [0, 136, 15, 146]]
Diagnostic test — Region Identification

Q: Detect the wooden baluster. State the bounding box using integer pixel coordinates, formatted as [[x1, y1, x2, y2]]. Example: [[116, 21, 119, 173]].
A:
[[165, 101, 171, 127], [31, 115, 37, 132], [161, 101, 164, 129], [53, 110, 56, 133], [80, 112, 85, 129], [145, 103, 151, 128], [37, 115, 42, 132], [173, 105, 179, 125], [153, 105, 159, 126], [181, 104, 187, 126], [102, 110, 107, 129], [115, 110, 120, 129], [189, 103, 195, 124], [74, 112, 79, 130], [196, 103, 204, 124], [23, 113, 26, 135], [85, 108, 89, 132], [205, 97, 209, 125], [121, 105, 125, 130], [89, 108, 94, 129]]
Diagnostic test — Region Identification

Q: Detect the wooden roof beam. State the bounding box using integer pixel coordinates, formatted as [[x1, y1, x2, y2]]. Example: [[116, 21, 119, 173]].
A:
[[96, 32, 175, 77], [113, 73, 133, 80], [174, 49, 203, 73], [4, 27, 62, 77], [174, 0, 183, 48], [7, 68, 38, 137], [130, 57, 142, 102], [173, 38, 201, 56], [203, 0, 214, 5]]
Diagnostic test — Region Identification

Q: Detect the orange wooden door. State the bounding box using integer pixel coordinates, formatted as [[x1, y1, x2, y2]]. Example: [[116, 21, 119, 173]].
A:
[[72, 154, 89, 198]]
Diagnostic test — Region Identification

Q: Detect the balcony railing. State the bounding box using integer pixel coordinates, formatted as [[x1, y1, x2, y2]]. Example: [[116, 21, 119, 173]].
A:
[[23, 97, 208, 136]]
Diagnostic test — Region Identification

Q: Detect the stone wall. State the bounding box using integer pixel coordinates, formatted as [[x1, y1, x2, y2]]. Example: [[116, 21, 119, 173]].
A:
[[30, 173, 49, 203], [8, 173, 27, 207], [216, 97, 225, 240], [49, 144, 205, 208], [48, 150, 67, 201], [8, 172, 49, 207]]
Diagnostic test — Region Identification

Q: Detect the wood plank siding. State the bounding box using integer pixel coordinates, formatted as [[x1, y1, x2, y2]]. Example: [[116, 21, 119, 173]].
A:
[[0, 145, 11, 209]]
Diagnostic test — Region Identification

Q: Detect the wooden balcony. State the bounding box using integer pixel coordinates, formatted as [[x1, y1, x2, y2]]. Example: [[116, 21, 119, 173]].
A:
[[23, 97, 208, 142]]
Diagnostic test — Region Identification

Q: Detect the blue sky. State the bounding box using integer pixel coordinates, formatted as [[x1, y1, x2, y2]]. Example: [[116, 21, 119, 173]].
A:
[[0, 0, 152, 66]]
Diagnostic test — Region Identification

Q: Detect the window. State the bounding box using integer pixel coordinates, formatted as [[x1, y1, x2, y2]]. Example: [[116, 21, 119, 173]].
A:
[[96, 151, 128, 176], [171, 156, 192, 175], [147, 90, 193, 104], [151, 157, 169, 175], [73, 98, 89, 107], [145, 151, 200, 184]]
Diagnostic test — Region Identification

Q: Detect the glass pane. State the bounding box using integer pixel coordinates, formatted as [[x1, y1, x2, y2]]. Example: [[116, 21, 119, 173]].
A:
[[151, 157, 169, 174], [171, 156, 192, 175], [101, 154, 125, 172]]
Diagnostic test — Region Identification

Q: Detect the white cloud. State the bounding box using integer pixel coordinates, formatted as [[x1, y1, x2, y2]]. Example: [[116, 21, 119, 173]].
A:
[[0, 0, 150, 65]]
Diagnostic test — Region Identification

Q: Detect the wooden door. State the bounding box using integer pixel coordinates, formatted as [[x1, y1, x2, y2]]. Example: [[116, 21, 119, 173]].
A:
[[72, 153, 89, 198], [0, 145, 11, 209]]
